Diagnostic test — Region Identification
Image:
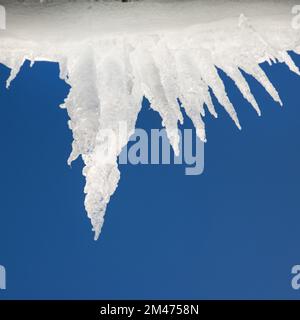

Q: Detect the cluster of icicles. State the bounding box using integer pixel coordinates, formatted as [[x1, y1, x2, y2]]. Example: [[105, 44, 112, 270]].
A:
[[1, 1, 300, 239]]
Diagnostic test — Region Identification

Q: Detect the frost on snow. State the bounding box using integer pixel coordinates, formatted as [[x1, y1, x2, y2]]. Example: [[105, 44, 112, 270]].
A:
[[0, 0, 299, 239]]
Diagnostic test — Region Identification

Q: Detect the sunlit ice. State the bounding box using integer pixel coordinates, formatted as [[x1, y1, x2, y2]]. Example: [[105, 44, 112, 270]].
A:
[[0, 0, 299, 239]]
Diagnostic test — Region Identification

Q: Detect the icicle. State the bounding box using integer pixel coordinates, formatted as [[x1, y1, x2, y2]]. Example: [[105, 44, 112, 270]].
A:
[[195, 51, 241, 129], [279, 51, 300, 76], [6, 57, 24, 89], [241, 63, 282, 106], [63, 47, 100, 165], [220, 64, 261, 116], [131, 42, 182, 153]]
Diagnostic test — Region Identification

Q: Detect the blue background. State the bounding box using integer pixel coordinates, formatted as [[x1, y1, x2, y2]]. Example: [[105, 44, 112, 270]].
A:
[[0, 53, 299, 299]]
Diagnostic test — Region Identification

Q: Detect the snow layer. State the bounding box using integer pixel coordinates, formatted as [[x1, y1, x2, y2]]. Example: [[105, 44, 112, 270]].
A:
[[0, 0, 299, 239]]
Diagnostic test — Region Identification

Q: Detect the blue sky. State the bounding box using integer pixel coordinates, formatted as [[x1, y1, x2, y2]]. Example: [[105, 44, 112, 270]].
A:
[[0, 53, 299, 299]]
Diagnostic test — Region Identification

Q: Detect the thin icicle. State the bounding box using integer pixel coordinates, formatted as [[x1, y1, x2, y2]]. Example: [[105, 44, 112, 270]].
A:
[[221, 64, 261, 116], [242, 63, 282, 106]]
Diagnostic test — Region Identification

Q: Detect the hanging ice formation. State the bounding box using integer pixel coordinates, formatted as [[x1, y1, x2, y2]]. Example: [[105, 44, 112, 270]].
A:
[[0, 0, 299, 239]]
